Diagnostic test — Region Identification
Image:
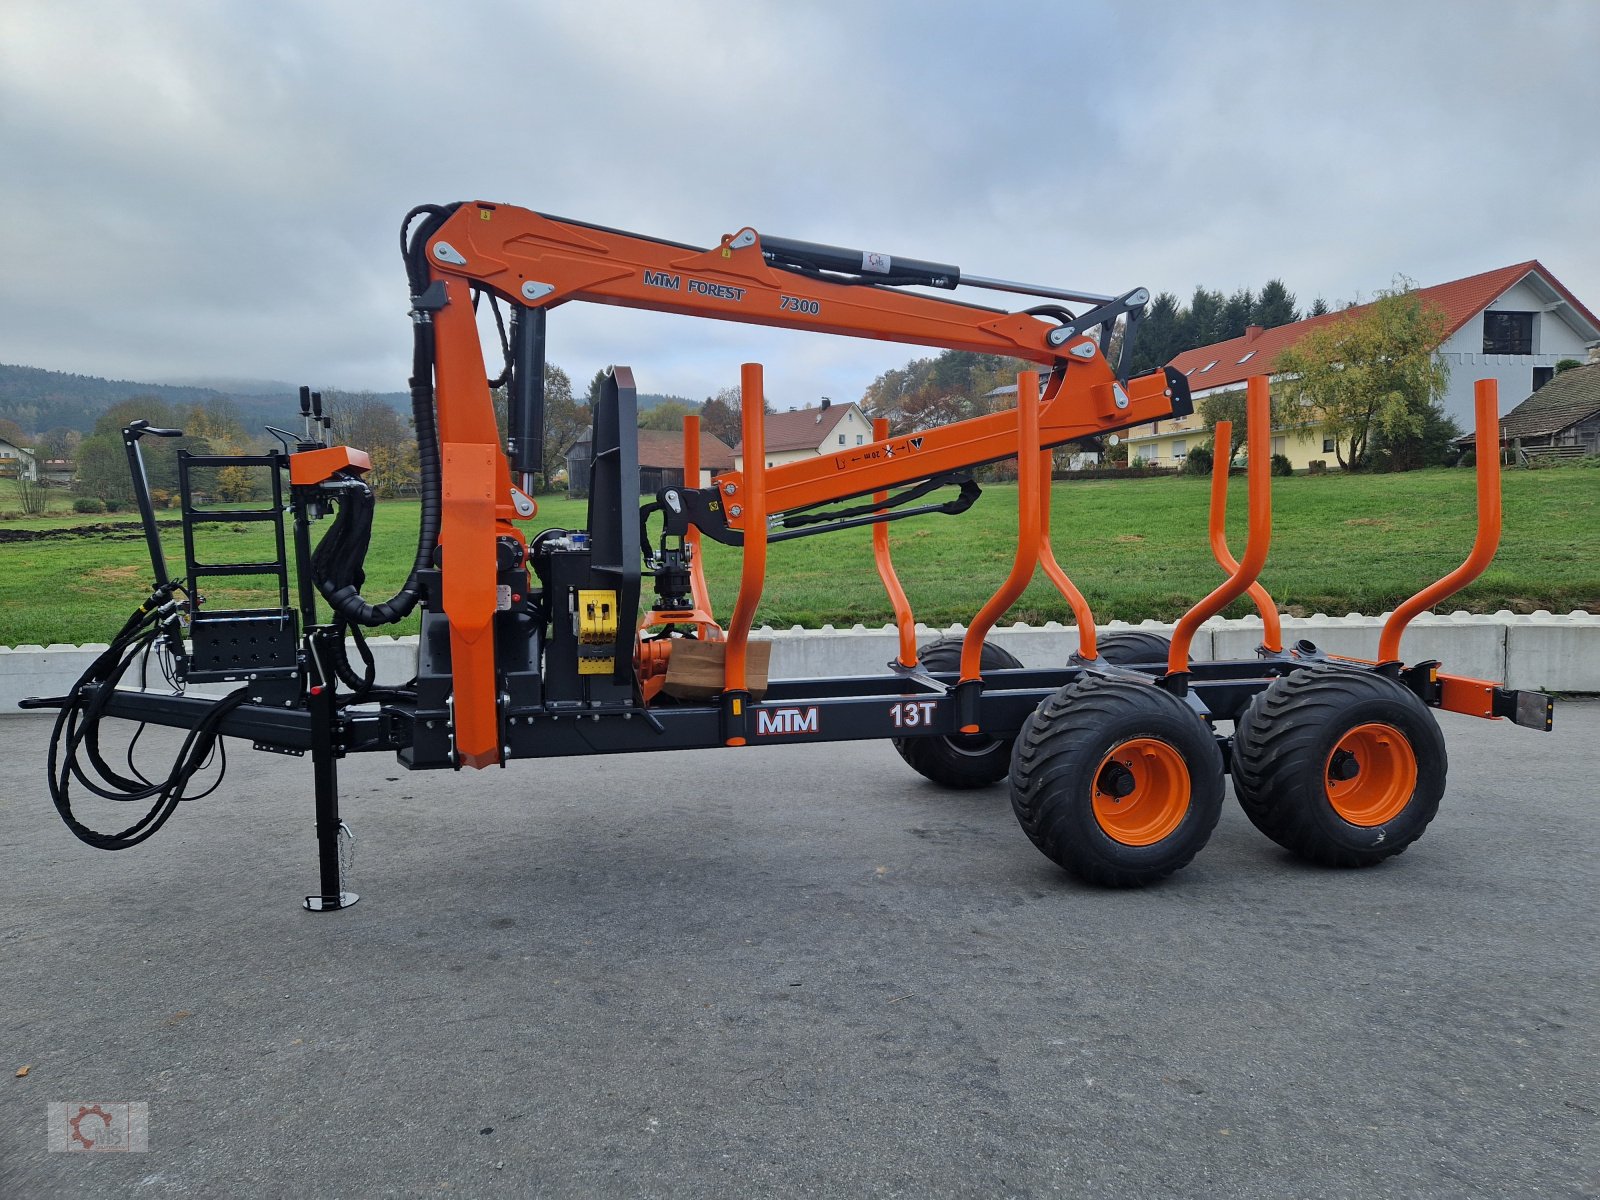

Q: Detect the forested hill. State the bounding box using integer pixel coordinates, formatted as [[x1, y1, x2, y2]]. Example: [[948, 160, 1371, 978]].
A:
[[0, 362, 694, 438], [0, 363, 409, 435]]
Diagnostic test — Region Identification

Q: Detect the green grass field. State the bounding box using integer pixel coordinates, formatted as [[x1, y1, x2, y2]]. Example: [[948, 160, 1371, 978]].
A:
[[1, 468, 1596, 646]]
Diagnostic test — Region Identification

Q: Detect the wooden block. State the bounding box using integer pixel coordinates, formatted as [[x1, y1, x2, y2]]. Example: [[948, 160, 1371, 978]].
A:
[[662, 639, 771, 700]]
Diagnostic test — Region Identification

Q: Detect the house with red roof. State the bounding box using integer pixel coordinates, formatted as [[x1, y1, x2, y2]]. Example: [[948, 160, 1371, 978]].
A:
[[731, 399, 871, 472], [565, 426, 734, 499], [1126, 262, 1600, 469]]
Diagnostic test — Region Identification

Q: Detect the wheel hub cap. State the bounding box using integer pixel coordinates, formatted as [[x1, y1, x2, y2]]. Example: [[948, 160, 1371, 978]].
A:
[[1324, 723, 1417, 826], [1092, 737, 1191, 846]]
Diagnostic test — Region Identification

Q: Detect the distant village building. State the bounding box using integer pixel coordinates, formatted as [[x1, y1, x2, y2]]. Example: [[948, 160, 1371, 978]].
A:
[[984, 382, 1102, 470], [732, 400, 869, 471], [1125, 261, 1600, 469], [39, 458, 76, 485], [565, 427, 734, 499], [1459, 359, 1600, 463], [0, 437, 37, 481]]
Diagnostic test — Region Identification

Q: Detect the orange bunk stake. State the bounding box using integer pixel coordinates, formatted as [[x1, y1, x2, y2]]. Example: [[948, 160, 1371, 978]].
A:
[[1207, 419, 1282, 654], [1167, 376, 1274, 677], [956, 370, 1043, 731], [722, 363, 769, 744], [1379, 379, 1502, 665], [1035, 445, 1098, 660], [871, 416, 919, 668]]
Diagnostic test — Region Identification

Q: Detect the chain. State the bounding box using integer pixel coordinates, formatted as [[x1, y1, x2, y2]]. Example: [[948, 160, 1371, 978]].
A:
[[337, 820, 355, 896]]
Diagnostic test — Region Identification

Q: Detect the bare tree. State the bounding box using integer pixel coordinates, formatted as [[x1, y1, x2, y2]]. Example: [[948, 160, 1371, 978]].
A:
[[16, 475, 47, 516]]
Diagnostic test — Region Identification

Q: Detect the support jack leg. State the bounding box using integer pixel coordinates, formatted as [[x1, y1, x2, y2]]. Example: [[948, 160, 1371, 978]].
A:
[[304, 819, 358, 912], [303, 651, 359, 912]]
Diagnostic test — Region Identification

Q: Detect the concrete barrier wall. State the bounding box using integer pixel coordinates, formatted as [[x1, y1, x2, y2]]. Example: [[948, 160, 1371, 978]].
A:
[[4, 610, 1595, 713]]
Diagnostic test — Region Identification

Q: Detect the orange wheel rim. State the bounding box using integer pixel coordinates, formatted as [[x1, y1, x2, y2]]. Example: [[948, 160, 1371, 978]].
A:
[[1325, 723, 1417, 826], [1092, 737, 1191, 846]]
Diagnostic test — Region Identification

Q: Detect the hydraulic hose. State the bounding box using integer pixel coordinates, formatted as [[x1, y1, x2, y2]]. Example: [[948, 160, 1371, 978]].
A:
[[47, 590, 247, 851], [312, 205, 456, 628]]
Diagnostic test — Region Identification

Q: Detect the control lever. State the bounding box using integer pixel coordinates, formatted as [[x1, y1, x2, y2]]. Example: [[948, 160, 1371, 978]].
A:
[[126, 419, 184, 439], [121, 420, 185, 591]]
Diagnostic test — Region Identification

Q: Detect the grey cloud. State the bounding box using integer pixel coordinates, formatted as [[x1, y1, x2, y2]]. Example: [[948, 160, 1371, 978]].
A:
[[1, 0, 1594, 409]]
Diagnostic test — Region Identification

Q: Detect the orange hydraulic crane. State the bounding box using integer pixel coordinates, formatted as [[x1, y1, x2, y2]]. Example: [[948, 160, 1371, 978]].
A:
[[405, 201, 1187, 765], [29, 200, 1552, 907]]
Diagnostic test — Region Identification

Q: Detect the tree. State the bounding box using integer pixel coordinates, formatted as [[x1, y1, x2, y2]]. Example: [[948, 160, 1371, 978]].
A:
[[0, 417, 28, 447], [1200, 388, 1251, 464], [1183, 287, 1225, 348], [36, 427, 81, 463], [1308, 297, 1330, 318], [1219, 287, 1255, 341], [584, 370, 608, 409], [1130, 291, 1184, 374], [860, 351, 1020, 434], [324, 390, 408, 457], [1200, 387, 1288, 465], [1252, 280, 1299, 328], [638, 399, 695, 431], [366, 442, 420, 499], [860, 364, 914, 430], [15, 475, 46, 515], [171, 397, 258, 499], [321, 390, 414, 498], [75, 397, 202, 501], [75, 432, 133, 500], [699, 388, 743, 446], [212, 465, 258, 502], [538, 364, 582, 491], [182, 396, 249, 448], [1368, 402, 1462, 473], [1275, 284, 1450, 471]]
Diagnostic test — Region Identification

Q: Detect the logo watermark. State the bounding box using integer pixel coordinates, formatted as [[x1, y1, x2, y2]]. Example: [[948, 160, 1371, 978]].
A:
[[47, 1102, 148, 1153]]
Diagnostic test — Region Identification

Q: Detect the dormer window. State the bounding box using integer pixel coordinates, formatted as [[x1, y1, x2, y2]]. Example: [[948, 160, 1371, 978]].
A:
[[1483, 311, 1534, 355]]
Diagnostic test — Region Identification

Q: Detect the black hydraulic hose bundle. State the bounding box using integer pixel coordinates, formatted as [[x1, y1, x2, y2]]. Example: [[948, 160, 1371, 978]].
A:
[[322, 617, 415, 705], [311, 350, 440, 627], [309, 205, 456, 631], [47, 590, 247, 851]]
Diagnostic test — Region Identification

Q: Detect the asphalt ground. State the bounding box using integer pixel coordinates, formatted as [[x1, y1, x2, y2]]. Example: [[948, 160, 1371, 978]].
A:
[[2, 702, 1596, 1199]]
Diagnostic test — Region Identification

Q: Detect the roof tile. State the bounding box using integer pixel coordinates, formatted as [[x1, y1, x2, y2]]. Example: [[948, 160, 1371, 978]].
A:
[[1482, 363, 1600, 441], [634, 428, 734, 471], [733, 403, 858, 455]]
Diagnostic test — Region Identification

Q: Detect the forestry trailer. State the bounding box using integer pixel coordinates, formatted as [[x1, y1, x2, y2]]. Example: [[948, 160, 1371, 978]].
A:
[[26, 201, 1553, 906]]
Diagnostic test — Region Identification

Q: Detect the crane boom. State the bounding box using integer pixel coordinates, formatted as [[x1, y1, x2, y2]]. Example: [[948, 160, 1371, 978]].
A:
[[404, 201, 1188, 766]]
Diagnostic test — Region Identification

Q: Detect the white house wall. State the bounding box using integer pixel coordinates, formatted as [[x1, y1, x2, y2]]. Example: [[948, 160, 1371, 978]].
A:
[[1437, 277, 1594, 426], [0, 442, 38, 481], [733, 447, 818, 472], [825, 408, 871, 452], [731, 404, 871, 472]]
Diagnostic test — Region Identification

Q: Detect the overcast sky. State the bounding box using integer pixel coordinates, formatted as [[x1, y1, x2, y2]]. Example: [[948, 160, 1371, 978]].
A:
[[2, 0, 1596, 410]]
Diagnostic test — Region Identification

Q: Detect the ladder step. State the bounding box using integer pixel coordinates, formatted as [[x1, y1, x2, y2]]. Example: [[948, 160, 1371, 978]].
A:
[[184, 509, 283, 523], [190, 562, 288, 578], [182, 454, 281, 469]]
